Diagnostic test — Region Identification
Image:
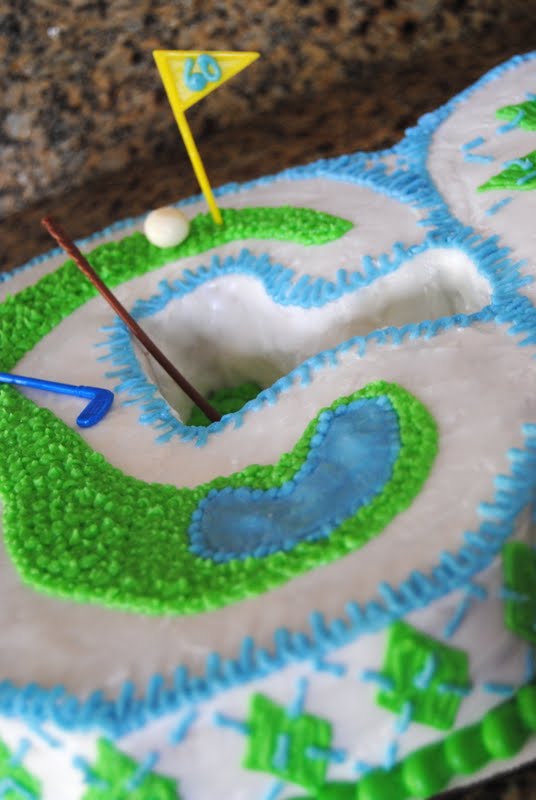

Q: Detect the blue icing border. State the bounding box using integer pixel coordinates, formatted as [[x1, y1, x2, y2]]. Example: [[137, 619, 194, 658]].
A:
[[2, 51, 536, 742], [1, 419, 535, 739], [90, 51, 535, 444], [188, 396, 400, 562], [98, 221, 523, 445]]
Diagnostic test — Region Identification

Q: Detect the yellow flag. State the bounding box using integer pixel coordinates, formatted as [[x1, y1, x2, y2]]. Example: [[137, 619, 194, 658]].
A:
[[153, 50, 260, 225], [153, 50, 260, 114]]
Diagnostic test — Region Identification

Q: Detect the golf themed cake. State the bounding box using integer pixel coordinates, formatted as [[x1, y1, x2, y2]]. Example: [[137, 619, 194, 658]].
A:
[[1, 50, 536, 800]]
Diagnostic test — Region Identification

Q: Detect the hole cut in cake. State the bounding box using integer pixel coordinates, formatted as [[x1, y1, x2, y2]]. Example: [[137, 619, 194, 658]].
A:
[[132, 245, 491, 425]]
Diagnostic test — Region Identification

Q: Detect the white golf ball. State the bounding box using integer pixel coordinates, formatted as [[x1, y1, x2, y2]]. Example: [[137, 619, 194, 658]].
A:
[[143, 206, 190, 248]]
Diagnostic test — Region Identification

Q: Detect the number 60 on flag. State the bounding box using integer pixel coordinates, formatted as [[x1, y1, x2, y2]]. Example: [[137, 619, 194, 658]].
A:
[[153, 49, 260, 224]]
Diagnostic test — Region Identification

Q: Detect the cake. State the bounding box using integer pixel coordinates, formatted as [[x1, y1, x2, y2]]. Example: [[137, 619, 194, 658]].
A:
[[1, 51, 536, 800]]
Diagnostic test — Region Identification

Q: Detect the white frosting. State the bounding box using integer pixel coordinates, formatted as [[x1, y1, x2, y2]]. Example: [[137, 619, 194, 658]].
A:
[[1, 556, 535, 799], [427, 57, 536, 305]]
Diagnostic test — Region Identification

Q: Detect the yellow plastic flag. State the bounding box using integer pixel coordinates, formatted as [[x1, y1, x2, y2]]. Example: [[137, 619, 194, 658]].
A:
[[153, 50, 260, 225]]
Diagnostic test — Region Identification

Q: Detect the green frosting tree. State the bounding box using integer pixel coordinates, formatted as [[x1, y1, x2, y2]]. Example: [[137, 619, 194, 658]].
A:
[[0, 739, 40, 800], [502, 541, 536, 644], [81, 740, 180, 800], [244, 693, 332, 791], [479, 100, 536, 192], [496, 99, 536, 131], [377, 621, 471, 730]]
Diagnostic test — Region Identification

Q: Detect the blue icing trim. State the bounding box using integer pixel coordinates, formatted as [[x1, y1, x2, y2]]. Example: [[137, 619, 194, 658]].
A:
[[394, 701, 413, 734], [168, 709, 198, 745], [497, 109, 526, 133], [383, 740, 399, 770], [461, 137, 494, 163], [462, 136, 486, 151], [5, 415, 534, 739], [485, 197, 513, 216], [212, 713, 250, 736], [125, 751, 160, 790], [504, 158, 533, 169], [360, 671, 395, 692], [463, 152, 494, 164], [481, 682, 516, 696], [0, 780, 38, 800], [313, 658, 346, 676], [517, 168, 536, 185], [288, 678, 309, 720], [413, 654, 438, 690], [305, 746, 346, 764], [76, 55, 534, 448], [189, 398, 400, 562], [8, 739, 31, 768], [263, 781, 285, 800], [98, 223, 522, 446], [272, 733, 291, 770]]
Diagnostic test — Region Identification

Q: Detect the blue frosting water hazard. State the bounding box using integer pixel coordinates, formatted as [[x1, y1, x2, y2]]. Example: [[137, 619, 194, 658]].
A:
[[189, 397, 401, 562]]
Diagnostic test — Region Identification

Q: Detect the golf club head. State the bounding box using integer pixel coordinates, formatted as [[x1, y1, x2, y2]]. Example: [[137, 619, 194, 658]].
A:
[[76, 387, 114, 428]]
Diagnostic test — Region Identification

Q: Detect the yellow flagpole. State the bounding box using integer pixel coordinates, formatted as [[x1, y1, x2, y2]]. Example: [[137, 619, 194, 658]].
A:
[[154, 50, 259, 227], [174, 109, 223, 225]]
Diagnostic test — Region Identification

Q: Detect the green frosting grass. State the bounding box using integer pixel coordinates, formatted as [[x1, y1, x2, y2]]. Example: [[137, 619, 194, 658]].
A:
[[0, 204, 438, 616], [187, 382, 262, 426], [1, 381, 437, 615], [0, 206, 353, 371]]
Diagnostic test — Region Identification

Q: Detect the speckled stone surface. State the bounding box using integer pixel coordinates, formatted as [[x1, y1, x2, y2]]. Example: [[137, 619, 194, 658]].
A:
[[3, 35, 536, 271], [1, 0, 536, 220], [1, 3, 536, 796]]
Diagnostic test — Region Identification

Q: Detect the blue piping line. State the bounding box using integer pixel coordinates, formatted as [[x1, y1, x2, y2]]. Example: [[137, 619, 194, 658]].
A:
[[272, 733, 291, 770], [212, 713, 250, 736], [312, 658, 347, 676], [0, 780, 38, 800], [462, 136, 486, 151], [497, 109, 526, 133], [97, 215, 529, 446], [2, 52, 534, 293], [414, 653, 438, 689], [287, 677, 309, 719], [360, 671, 395, 692], [169, 708, 198, 745], [481, 682, 515, 697], [263, 781, 285, 800], [485, 197, 512, 216], [7, 738, 31, 767], [72, 756, 109, 788], [124, 751, 159, 791]]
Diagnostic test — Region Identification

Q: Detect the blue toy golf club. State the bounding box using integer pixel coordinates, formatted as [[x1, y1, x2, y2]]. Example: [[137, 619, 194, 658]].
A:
[[0, 372, 114, 428]]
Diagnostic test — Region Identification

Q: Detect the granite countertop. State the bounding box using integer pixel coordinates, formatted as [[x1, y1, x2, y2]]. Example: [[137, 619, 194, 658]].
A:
[[2, 0, 536, 269], [1, 4, 536, 798], [2, 0, 533, 223], [1, 39, 535, 272]]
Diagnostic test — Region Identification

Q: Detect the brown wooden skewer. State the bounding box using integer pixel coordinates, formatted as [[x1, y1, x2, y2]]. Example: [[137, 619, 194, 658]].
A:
[[41, 215, 222, 423]]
